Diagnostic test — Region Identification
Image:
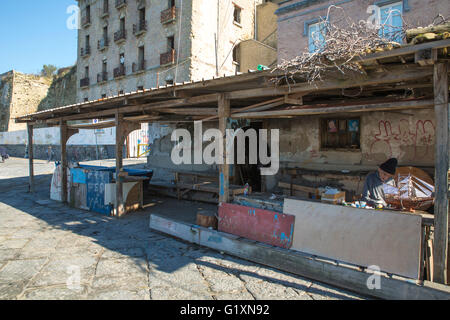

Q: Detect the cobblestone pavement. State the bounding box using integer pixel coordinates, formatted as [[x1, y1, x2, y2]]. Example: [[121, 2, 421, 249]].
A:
[[0, 158, 366, 300]]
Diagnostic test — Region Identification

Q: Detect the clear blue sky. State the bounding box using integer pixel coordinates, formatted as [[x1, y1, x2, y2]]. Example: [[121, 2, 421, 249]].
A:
[[0, 0, 78, 75]]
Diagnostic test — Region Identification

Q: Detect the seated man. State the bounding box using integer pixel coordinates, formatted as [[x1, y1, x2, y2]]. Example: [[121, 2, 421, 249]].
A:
[[361, 158, 398, 208]]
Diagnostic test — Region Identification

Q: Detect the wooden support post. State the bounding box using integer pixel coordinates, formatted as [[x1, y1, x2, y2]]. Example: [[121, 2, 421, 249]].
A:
[[433, 62, 449, 285], [27, 123, 34, 193], [115, 112, 125, 217], [60, 121, 69, 203], [219, 94, 230, 203]]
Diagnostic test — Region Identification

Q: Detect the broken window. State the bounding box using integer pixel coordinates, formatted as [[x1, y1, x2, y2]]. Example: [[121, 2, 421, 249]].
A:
[[232, 44, 240, 73], [233, 5, 242, 25], [120, 17, 126, 33], [167, 36, 175, 51], [379, 1, 403, 43], [103, 0, 109, 13], [139, 7, 146, 23], [308, 21, 326, 53], [320, 118, 360, 150], [138, 46, 145, 70]]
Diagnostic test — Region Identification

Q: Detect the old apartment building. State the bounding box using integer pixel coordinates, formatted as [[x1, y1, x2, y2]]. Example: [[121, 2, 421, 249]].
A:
[[276, 0, 450, 61], [76, 0, 280, 102]]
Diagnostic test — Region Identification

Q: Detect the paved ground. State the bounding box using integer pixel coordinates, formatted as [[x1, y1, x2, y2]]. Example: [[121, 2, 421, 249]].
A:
[[0, 158, 366, 300]]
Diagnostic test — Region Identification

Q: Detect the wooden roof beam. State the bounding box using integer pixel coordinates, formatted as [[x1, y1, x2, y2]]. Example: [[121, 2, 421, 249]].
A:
[[231, 99, 434, 119]]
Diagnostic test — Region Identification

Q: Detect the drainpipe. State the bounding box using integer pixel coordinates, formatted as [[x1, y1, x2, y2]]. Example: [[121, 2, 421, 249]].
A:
[[216, 0, 220, 76], [254, 0, 257, 40]]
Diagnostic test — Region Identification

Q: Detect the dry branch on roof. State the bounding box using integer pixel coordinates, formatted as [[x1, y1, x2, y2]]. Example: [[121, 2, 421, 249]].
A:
[[271, 7, 448, 87]]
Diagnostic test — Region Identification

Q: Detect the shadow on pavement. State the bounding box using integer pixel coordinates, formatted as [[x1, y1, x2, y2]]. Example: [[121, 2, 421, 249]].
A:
[[0, 164, 361, 300]]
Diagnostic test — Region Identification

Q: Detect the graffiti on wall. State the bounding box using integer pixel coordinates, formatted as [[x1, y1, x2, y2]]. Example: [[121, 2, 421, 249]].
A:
[[369, 119, 435, 160]]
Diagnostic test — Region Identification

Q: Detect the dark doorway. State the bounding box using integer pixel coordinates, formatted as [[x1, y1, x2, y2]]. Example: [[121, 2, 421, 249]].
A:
[[233, 121, 263, 192]]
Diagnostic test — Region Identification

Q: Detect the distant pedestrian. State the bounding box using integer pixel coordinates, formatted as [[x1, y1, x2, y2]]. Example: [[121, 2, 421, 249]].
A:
[[0, 147, 9, 163], [47, 146, 55, 162]]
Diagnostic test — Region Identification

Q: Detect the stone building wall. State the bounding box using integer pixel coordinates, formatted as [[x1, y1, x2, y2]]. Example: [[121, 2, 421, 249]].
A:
[[6, 72, 52, 132], [77, 0, 194, 101], [239, 39, 278, 70], [76, 0, 267, 102], [0, 71, 14, 132], [276, 0, 450, 61], [38, 66, 77, 111], [263, 108, 436, 196], [0, 68, 77, 133]]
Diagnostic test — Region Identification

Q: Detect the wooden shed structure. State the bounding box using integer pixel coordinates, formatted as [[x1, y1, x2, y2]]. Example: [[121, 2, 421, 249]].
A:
[[16, 39, 450, 294]]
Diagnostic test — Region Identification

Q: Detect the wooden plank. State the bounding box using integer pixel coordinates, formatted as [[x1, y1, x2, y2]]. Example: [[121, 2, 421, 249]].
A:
[[87, 170, 113, 215], [218, 203, 295, 249], [156, 108, 217, 115], [433, 62, 449, 284], [149, 214, 450, 300], [60, 121, 68, 203], [27, 123, 34, 193], [68, 120, 116, 130], [278, 181, 317, 194], [45, 93, 221, 124], [203, 98, 285, 121], [218, 94, 230, 203], [232, 99, 434, 119], [228, 65, 435, 100], [406, 24, 450, 40], [359, 38, 450, 64], [283, 198, 422, 279], [115, 112, 125, 217]]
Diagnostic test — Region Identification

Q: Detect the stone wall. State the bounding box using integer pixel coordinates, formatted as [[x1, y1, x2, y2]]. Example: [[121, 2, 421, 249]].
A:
[[7, 72, 52, 132], [0, 68, 77, 133], [0, 126, 117, 161], [239, 39, 278, 71], [257, 1, 278, 49], [0, 71, 14, 132], [146, 121, 220, 174], [263, 108, 436, 195], [264, 109, 436, 167], [38, 66, 77, 111]]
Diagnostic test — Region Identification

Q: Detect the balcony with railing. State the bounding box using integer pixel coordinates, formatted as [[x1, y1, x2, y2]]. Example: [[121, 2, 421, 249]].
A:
[[161, 6, 176, 24], [98, 37, 109, 51], [133, 20, 147, 36], [113, 65, 126, 78], [132, 60, 146, 73], [97, 72, 108, 83], [80, 77, 90, 88], [160, 49, 176, 66], [115, 0, 127, 9], [114, 29, 126, 43], [80, 46, 91, 58]]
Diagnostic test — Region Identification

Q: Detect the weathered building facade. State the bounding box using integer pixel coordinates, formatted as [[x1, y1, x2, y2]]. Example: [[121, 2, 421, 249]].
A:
[[276, 0, 450, 61], [76, 0, 280, 102], [237, 1, 279, 71]]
